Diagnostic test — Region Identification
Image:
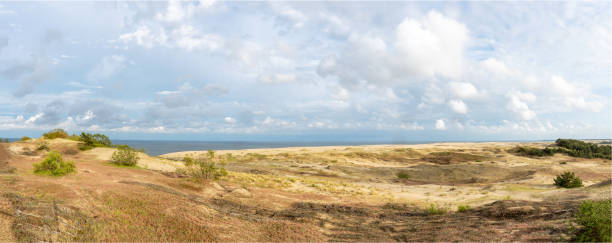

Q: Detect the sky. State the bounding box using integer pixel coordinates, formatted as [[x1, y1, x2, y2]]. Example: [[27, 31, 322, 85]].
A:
[[0, 1, 611, 141]]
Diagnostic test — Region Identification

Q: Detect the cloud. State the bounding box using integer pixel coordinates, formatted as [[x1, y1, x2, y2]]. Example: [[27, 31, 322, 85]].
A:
[[258, 73, 296, 84], [156, 0, 216, 23], [435, 119, 446, 130], [87, 55, 127, 81], [2, 57, 52, 98], [448, 82, 479, 99], [506, 91, 536, 120], [224, 116, 236, 124], [481, 58, 512, 76], [118, 26, 168, 49], [317, 11, 469, 88], [448, 99, 468, 114]]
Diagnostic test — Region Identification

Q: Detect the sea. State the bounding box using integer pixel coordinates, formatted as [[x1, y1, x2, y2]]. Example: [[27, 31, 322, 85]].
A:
[[110, 140, 434, 156]]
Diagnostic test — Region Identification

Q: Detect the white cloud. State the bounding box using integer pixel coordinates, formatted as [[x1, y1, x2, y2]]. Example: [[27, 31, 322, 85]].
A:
[[118, 26, 168, 49], [224, 116, 236, 124], [481, 58, 512, 76], [435, 119, 446, 130], [258, 73, 296, 84], [156, 0, 216, 23], [87, 55, 126, 81], [394, 11, 469, 79], [506, 91, 536, 120], [173, 25, 223, 51], [448, 99, 468, 114], [317, 11, 469, 87], [448, 82, 479, 99]]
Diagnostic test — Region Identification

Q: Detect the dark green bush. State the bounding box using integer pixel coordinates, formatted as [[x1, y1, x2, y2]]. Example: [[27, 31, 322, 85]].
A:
[[111, 145, 140, 166], [78, 132, 112, 150], [554, 171, 583, 188], [510, 146, 559, 157], [34, 151, 76, 176], [556, 139, 611, 159], [43, 129, 69, 139], [36, 143, 50, 151], [396, 171, 410, 179], [572, 200, 611, 242]]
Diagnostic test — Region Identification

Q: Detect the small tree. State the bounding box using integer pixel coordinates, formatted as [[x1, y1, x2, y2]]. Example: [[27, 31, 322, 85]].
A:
[[572, 200, 611, 242], [554, 171, 583, 188], [111, 145, 140, 166], [34, 151, 76, 176]]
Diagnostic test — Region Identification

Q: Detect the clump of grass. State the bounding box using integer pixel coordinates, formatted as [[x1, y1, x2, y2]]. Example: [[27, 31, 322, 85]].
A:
[[425, 204, 447, 215], [36, 142, 50, 151], [572, 200, 611, 242], [396, 171, 410, 179], [457, 204, 471, 212], [33, 151, 76, 176], [554, 171, 583, 188], [178, 152, 227, 180], [111, 145, 140, 166], [42, 128, 69, 139]]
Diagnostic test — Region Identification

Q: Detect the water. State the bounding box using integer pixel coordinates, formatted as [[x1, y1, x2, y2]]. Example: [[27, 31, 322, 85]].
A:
[[111, 140, 433, 156]]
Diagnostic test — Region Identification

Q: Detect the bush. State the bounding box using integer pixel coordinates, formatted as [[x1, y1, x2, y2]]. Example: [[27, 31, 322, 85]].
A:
[[179, 154, 227, 180], [36, 142, 50, 151], [554, 171, 583, 188], [556, 139, 611, 159], [78, 132, 112, 150], [43, 129, 69, 139], [510, 146, 559, 157], [111, 145, 140, 166], [396, 171, 410, 179], [20, 136, 31, 141], [425, 204, 447, 215], [33, 151, 76, 176], [457, 204, 471, 212], [572, 200, 611, 242]]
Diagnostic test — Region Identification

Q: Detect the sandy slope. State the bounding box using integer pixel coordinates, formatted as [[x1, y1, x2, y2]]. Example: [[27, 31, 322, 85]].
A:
[[0, 139, 609, 241]]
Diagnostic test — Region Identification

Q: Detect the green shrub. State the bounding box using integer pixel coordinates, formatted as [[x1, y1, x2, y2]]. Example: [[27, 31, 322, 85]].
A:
[[425, 204, 447, 215], [33, 151, 76, 176], [396, 171, 410, 179], [556, 139, 611, 159], [36, 143, 50, 151], [183, 156, 195, 167], [510, 146, 559, 157], [20, 136, 31, 141], [572, 200, 611, 242], [43, 129, 69, 139], [554, 171, 583, 188], [457, 204, 471, 212], [179, 156, 227, 180], [78, 132, 112, 150], [111, 145, 140, 166]]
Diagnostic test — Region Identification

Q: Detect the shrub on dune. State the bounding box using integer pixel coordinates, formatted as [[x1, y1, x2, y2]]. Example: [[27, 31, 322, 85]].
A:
[[34, 151, 76, 176], [554, 171, 583, 188], [43, 129, 69, 139], [111, 145, 140, 166]]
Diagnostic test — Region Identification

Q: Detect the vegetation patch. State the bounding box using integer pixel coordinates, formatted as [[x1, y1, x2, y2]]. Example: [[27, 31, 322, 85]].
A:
[[425, 204, 448, 215], [78, 132, 112, 150], [422, 152, 487, 164], [457, 204, 471, 212], [177, 152, 227, 180], [572, 200, 611, 242], [554, 171, 583, 188], [556, 139, 611, 159], [111, 145, 140, 166], [33, 151, 76, 176], [3, 192, 97, 242], [20, 136, 31, 141], [42, 129, 69, 139], [509, 146, 559, 157]]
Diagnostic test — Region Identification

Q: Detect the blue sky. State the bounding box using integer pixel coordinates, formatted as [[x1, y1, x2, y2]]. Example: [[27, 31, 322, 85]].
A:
[[0, 1, 610, 141]]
